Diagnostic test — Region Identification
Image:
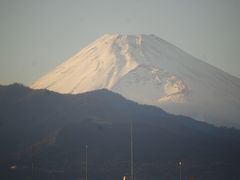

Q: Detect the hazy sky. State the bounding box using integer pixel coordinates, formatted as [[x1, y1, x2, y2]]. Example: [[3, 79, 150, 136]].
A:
[[0, 0, 240, 85]]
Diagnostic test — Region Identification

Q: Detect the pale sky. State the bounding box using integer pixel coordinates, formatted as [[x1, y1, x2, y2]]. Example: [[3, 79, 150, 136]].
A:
[[0, 0, 240, 85]]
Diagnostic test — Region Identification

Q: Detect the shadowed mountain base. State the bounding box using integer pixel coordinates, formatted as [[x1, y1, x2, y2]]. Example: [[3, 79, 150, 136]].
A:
[[0, 84, 240, 180]]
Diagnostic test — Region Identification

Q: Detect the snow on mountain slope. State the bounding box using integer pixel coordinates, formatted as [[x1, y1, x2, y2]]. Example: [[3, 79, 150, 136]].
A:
[[31, 34, 240, 128]]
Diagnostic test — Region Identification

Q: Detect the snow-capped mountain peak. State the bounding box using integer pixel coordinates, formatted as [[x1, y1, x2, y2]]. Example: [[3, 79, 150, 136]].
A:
[[31, 34, 240, 128]]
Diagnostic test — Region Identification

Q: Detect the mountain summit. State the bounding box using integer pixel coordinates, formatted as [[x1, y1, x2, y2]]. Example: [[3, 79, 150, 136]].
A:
[[31, 34, 240, 127]]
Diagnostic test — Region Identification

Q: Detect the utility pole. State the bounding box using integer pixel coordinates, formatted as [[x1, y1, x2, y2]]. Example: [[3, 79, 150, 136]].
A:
[[130, 119, 134, 180], [85, 145, 88, 180]]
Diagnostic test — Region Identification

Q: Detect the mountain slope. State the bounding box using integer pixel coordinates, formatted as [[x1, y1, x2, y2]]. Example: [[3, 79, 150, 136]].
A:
[[31, 34, 240, 128], [1, 84, 240, 180]]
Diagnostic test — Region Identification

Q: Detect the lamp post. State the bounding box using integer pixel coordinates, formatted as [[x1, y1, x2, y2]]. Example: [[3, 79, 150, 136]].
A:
[[130, 119, 134, 180], [179, 161, 182, 180], [85, 145, 88, 180]]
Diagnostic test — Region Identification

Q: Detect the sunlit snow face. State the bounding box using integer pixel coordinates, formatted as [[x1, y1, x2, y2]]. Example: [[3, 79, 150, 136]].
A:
[[30, 34, 240, 128]]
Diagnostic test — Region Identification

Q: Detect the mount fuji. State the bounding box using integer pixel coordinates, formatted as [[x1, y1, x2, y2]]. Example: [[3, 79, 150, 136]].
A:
[[31, 34, 240, 128]]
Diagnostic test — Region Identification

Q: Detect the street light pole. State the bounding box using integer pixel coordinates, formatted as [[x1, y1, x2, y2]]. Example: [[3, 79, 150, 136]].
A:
[[130, 119, 133, 180], [31, 145, 34, 180], [86, 145, 88, 180], [179, 161, 182, 180]]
